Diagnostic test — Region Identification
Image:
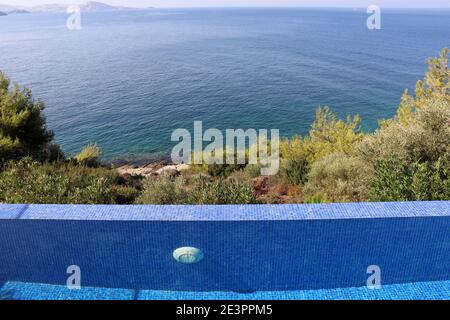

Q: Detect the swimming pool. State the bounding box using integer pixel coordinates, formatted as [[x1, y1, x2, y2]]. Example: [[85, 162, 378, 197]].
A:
[[1, 280, 449, 300], [1, 202, 449, 300]]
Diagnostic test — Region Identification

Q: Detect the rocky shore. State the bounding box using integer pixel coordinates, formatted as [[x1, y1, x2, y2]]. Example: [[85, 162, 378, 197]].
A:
[[116, 163, 190, 178]]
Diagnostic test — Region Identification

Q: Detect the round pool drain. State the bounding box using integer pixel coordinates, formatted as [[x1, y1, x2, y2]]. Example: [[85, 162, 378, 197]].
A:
[[173, 247, 204, 264]]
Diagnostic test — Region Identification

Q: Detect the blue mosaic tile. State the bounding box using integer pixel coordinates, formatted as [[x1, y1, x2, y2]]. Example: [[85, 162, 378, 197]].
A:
[[1, 280, 448, 300], [1, 202, 449, 293], [0, 204, 29, 219], [6, 201, 450, 221], [136, 280, 450, 300], [0, 281, 135, 300]]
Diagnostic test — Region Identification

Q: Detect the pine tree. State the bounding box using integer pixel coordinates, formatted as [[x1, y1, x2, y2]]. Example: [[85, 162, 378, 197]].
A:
[[0, 72, 54, 164]]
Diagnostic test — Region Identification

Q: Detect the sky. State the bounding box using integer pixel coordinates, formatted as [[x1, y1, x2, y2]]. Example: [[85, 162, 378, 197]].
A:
[[2, 0, 450, 9]]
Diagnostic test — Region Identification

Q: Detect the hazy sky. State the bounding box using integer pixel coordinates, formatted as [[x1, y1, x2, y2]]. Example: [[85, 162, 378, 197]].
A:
[[3, 0, 450, 9]]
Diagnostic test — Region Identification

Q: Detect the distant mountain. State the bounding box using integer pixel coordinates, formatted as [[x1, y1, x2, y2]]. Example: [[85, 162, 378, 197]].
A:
[[0, 2, 141, 14], [0, 11, 7, 16], [8, 9, 30, 14], [30, 4, 70, 13], [80, 1, 133, 12], [0, 4, 18, 12]]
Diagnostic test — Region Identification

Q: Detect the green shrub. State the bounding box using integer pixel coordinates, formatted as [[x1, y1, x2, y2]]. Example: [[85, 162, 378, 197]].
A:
[[189, 143, 276, 178], [304, 193, 329, 204], [242, 164, 263, 179], [280, 158, 309, 186], [359, 98, 450, 165], [111, 185, 142, 205], [411, 160, 450, 200], [41, 143, 65, 162], [74, 143, 102, 167], [188, 176, 257, 204], [279, 106, 363, 189], [305, 106, 363, 162], [135, 176, 188, 205], [205, 163, 246, 178], [369, 157, 414, 201], [360, 48, 450, 166], [136, 175, 257, 205], [280, 106, 362, 166], [304, 152, 371, 202], [0, 159, 141, 204], [227, 164, 263, 184], [370, 157, 450, 202]]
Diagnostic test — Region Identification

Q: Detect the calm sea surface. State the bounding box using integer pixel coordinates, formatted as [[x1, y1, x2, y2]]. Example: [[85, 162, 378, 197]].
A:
[[0, 8, 449, 161]]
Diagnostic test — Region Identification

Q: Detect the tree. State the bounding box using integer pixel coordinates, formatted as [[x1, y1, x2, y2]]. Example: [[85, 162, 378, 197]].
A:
[[0, 72, 54, 164], [359, 49, 450, 165], [394, 48, 449, 125], [361, 48, 450, 202], [304, 106, 362, 162]]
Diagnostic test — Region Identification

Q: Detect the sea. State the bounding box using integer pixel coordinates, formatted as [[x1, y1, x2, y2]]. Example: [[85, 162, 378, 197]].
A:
[[0, 8, 449, 162]]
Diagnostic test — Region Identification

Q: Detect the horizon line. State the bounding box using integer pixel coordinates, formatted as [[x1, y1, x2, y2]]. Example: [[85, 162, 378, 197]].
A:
[[2, 3, 450, 10]]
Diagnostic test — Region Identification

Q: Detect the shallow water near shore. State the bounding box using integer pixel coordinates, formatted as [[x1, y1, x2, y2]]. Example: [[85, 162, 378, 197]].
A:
[[0, 8, 449, 161]]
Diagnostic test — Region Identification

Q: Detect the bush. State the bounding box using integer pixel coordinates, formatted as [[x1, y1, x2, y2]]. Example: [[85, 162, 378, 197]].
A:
[[0, 72, 54, 164], [359, 98, 450, 165], [188, 176, 257, 204], [280, 158, 309, 186], [280, 107, 362, 165], [304, 193, 329, 204], [305, 106, 363, 162], [242, 164, 263, 179], [41, 143, 65, 162], [74, 143, 102, 167], [205, 163, 246, 178], [189, 139, 278, 178], [136, 175, 257, 205], [0, 159, 141, 204], [279, 137, 307, 186], [227, 164, 263, 184], [369, 157, 450, 202], [368, 157, 414, 201], [411, 160, 450, 200], [135, 176, 188, 205], [304, 152, 371, 202], [360, 48, 450, 166], [279, 106, 362, 188], [111, 185, 142, 205], [361, 49, 450, 203]]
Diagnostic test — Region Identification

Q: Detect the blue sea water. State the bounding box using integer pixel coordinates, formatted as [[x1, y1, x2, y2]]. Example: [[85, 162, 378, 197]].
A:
[[0, 8, 449, 160]]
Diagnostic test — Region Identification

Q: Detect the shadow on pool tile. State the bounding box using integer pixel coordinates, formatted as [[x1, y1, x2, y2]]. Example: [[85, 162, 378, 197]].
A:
[[0, 281, 16, 300], [0, 281, 135, 300], [135, 280, 450, 300]]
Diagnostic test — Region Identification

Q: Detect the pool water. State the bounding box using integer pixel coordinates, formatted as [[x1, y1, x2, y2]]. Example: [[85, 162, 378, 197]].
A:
[[1, 280, 449, 300], [2, 202, 449, 300]]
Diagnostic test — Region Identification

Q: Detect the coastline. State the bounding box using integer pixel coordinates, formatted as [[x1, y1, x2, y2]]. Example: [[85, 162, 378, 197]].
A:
[[116, 162, 190, 178]]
